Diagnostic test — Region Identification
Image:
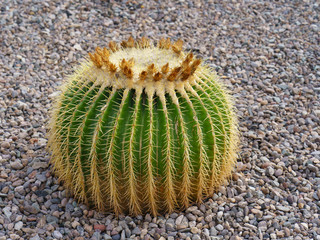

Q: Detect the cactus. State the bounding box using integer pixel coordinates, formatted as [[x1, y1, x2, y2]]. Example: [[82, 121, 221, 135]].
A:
[[47, 37, 239, 216]]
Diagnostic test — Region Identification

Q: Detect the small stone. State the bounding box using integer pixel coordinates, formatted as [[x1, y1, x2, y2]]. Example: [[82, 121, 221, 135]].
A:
[[300, 223, 308, 230], [266, 166, 274, 176], [145, 213, 152, 222], [94, 224, 106, 232], [132, 227, 141, 235], [276, 206, 290, 212], [66, 203, 74, 212], [53, 230, 63, 239], [52, 211, 60, 218], [61, 198, 68, 207], [74, 44, 82, 51], [71, 221, 80, 228], [166, 222, 175, 231], [92, 231, 101, 240], [310, 24, 319, 32], [191, 227, 198, 234], [11, 90, 18, 98], [1, 141, 10, 148], [84, 224, 93, 232], [9, 234, 19, 240], [252, 209, 263, 218], [215, 224, 223, 231], [103, 234, 112, 240], [72, 209, 83, 217], [111, 234, 120, 240], [251, 61, 261, 68], [1, 186, 8, 194], [307, 164, 317, 172], [24, 206, 38, 214], [176, 216, 188, 230], [15, 186, 25, 195], [277, 230, 285, 238], [47, 215, 59, 224], [175, 215, 184, 225], [8, 223, 14, 230], [270, 233, 277, 239], [205, 214, 213, 222], [192, 234, 201, 240], [3, 206, 12, 219], [210, 226, 217, 235], [30, 235, 41, 240], [10, 161, 24, 170], [16, 101, 28, 110], [50, 52, 60, 60], [274, 169, 283, 176], [14, 221, 23, 231], [48, 91, 60, 99], [36, 173, 47, 182], [258, 221, 267, 231], [230, 236, 242, 240], [0, 171, 8, 178], [32, 161, 48, 169], [106, 224, 114, 231], [186, 213, 196, 221]]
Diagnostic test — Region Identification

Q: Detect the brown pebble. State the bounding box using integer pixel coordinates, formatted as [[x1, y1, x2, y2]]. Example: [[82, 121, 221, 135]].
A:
[[27, 217, 37, 222]]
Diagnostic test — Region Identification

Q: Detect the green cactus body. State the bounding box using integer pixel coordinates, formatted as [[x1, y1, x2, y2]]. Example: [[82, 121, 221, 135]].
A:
[[48, 37, 239, 216]]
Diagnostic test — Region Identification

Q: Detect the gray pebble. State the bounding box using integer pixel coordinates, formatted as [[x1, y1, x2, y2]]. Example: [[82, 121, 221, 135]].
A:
[[258, 221, 267, 232], [29, 235, 41, 240], [52, 230, 63, 239], [14, 221, 23, 231], [215, 224, 224, 231], [10, 161, 24, 170], [266, 166, 275, 176]]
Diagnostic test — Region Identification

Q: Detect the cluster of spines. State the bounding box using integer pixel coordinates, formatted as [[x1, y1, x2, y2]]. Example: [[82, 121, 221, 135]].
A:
[[88, 37, 202, 83]]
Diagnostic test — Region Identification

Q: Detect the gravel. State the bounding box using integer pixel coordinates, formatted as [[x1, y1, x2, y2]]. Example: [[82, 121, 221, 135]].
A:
[[0, 0, 319, 239]]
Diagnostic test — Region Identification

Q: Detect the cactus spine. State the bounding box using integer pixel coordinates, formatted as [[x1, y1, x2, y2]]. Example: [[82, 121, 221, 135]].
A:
[[48, 37, 239, 216]]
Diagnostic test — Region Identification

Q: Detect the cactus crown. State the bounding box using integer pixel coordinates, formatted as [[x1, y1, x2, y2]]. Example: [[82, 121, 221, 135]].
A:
[[48, 36, 239, 216], [87, 37, 201, 95]]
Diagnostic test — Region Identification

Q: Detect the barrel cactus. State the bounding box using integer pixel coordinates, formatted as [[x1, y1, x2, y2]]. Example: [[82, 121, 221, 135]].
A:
[[47, 37, 239, 216]]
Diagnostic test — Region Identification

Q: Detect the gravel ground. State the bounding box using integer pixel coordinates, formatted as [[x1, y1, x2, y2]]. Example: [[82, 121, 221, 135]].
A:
[[0, 0, 319, 239]]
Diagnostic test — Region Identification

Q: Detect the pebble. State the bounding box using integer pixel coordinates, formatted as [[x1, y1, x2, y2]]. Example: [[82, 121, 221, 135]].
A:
[[276, 206, 290, 212], [1, 141, 10, 149], [94, 224, 106, 232], [258, 221, 267, 231], [215, 224, 224, 231], [10, 161, 24, 170], [14, 221, 23, 231], [3, 206, 12, 219], [266, 166, 275, 176], [52, 230, 63, 239], [36, 173, 47, 182], [274, 169, 283, 176], [132, 227, 141, 235], [30, 235, 40, 240]]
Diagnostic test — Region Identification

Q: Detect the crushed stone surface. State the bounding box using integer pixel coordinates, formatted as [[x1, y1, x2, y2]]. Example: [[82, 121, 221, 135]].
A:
[[0, 0, 319, 239]]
